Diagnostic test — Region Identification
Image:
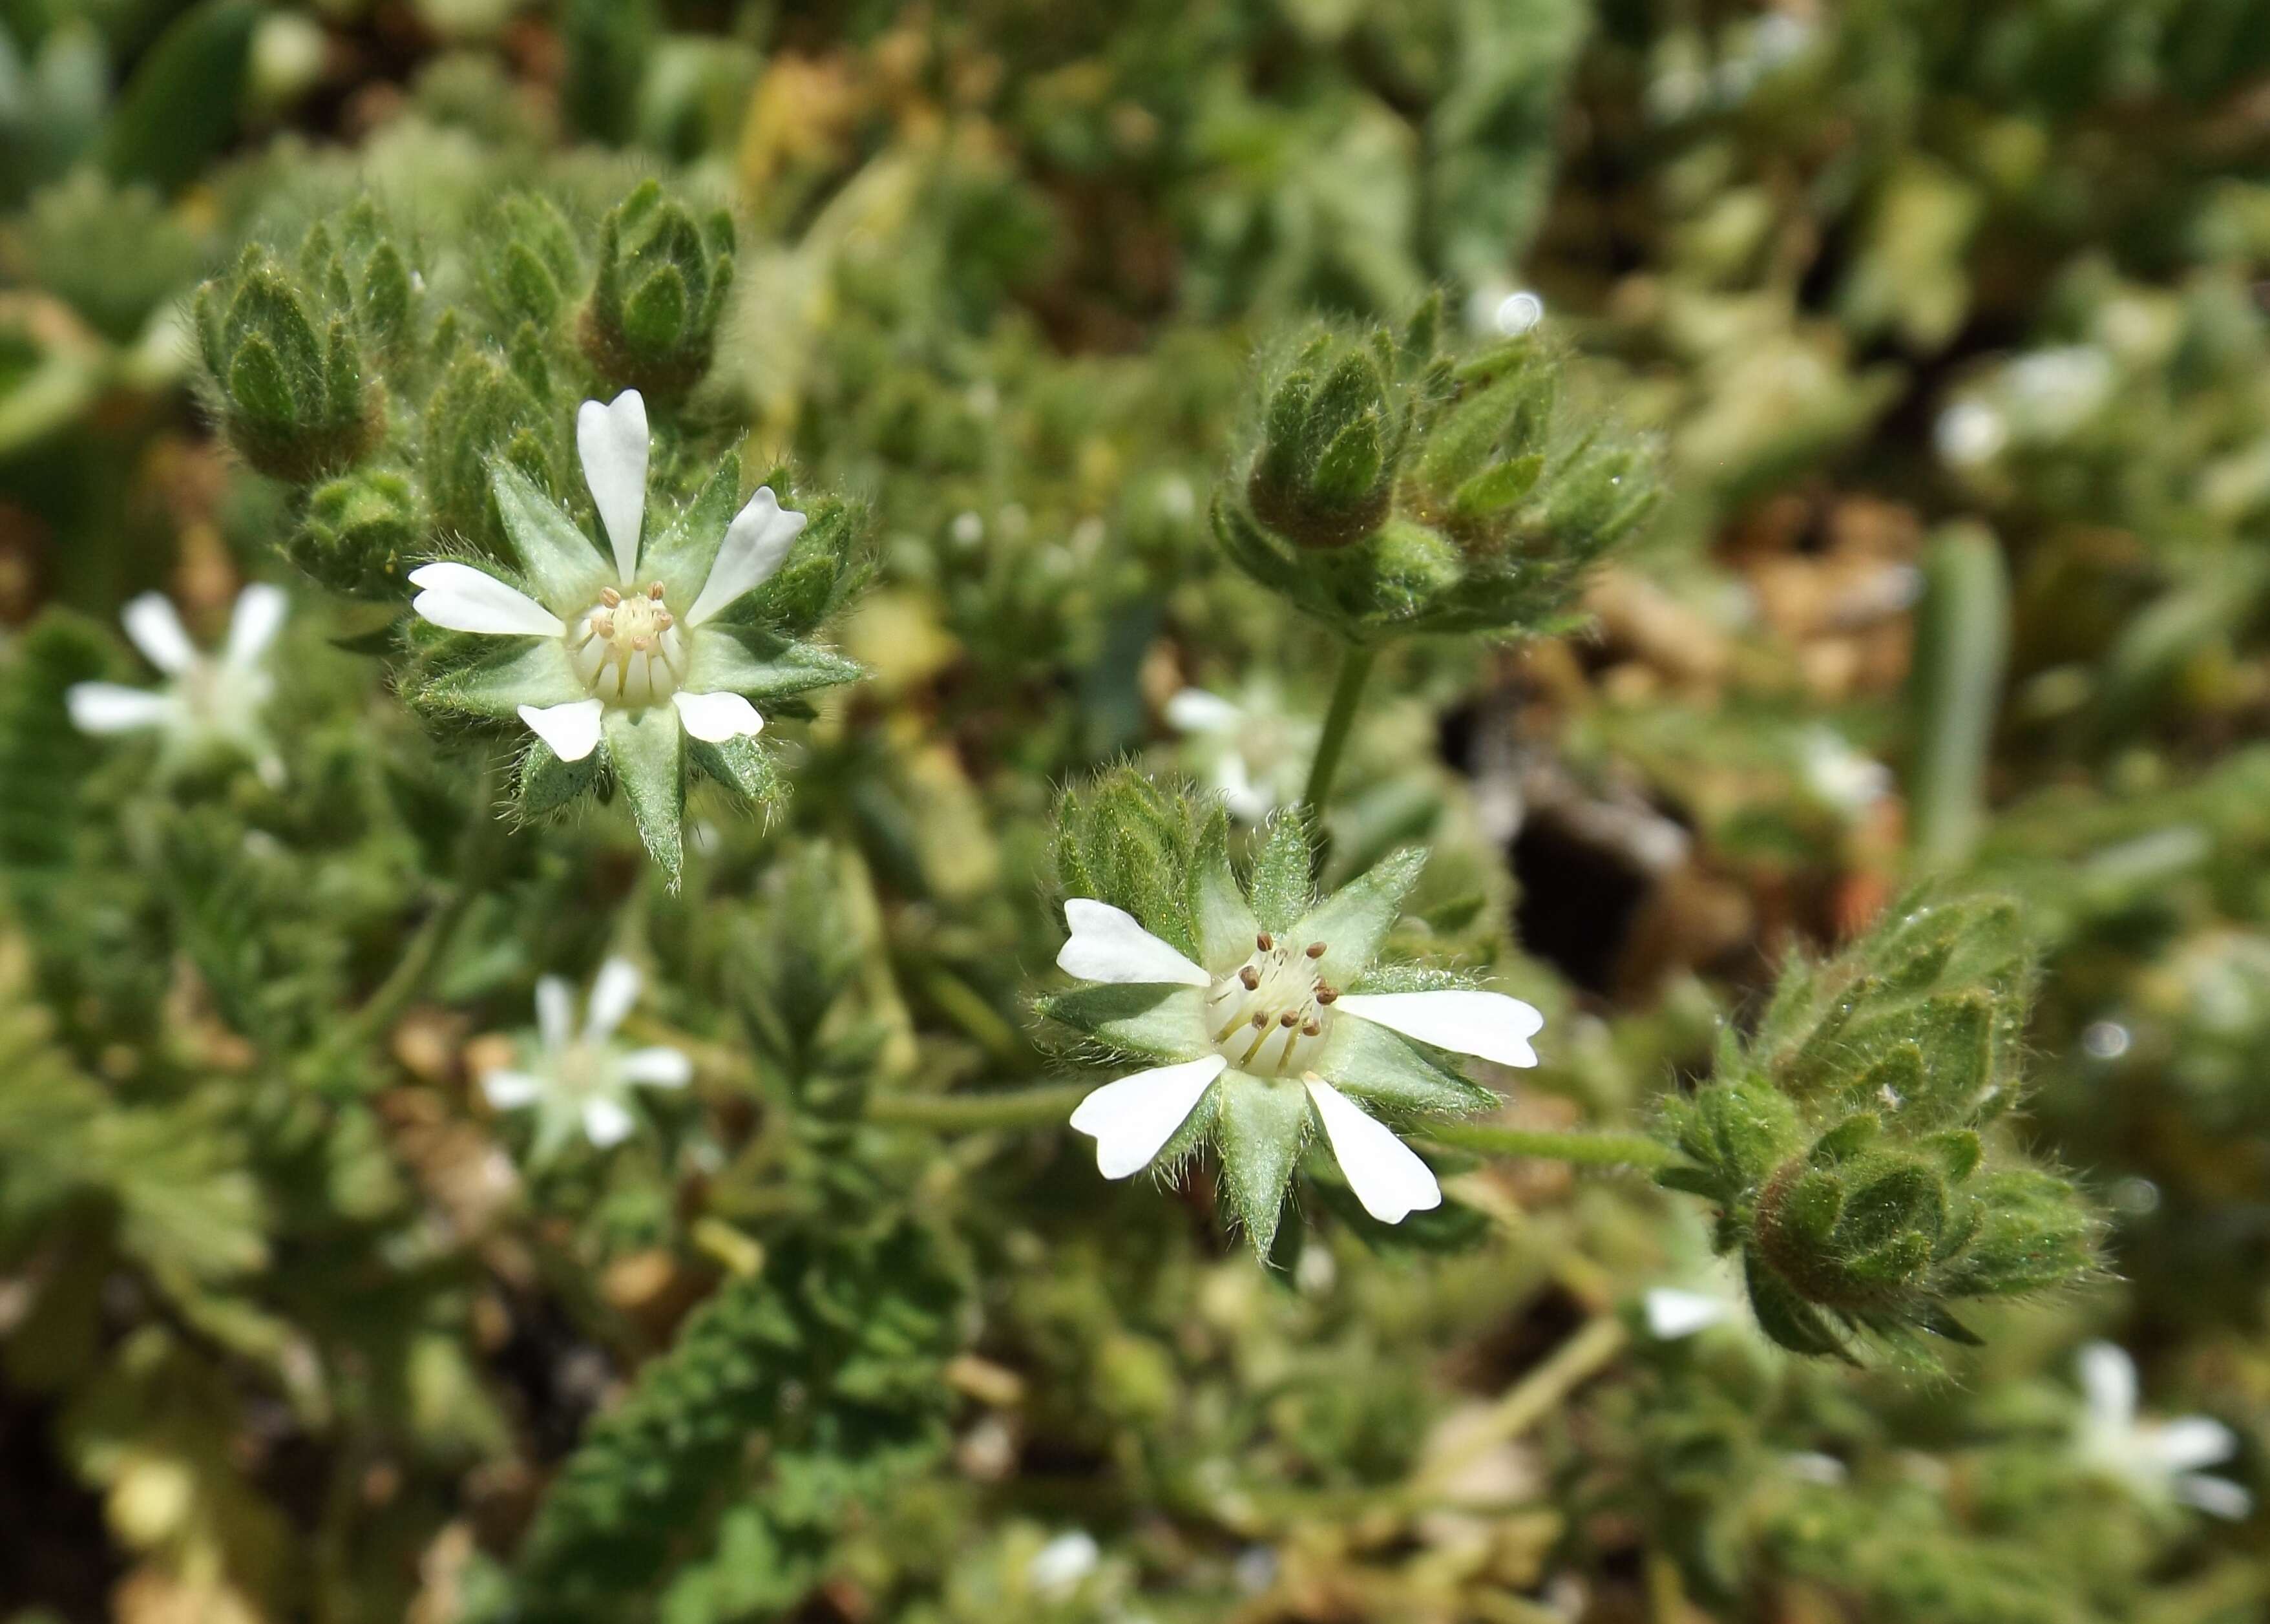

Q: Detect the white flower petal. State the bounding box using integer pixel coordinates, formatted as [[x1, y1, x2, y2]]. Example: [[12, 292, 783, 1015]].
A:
[[585, 957, 642, 1040], [1164, 688, 1241, 733], [482, 1069, 545, 1109], [122, 593, 197, 674], [2079, 1341, 2138, 1428], [67, 682, 173, 734], [1068, 1054, 1226, 1179], [2147, 1417, 2240, 1475], [582, 1096, 635, 1148], [1335, 989, 1544, 1068], [535, 976, 574, 1051], [224, 583, 289, 669], [1056, 899, 1210, 987], [2173, 1473, 2253, 1520], [671, 688, 765, 743], [517, 699, 605, 763], [577, 390, 649, 583], [410, 563, 565, 637], [1305, 1077, 1440, 1223], [1643, 1287, 1732, 1340], [684, 487, 807, 626], [621, 1046, 693, 1088]]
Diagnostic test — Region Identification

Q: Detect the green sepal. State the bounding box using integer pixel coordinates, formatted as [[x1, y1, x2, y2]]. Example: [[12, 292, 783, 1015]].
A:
[[407, 633, 585, 724], [1312, 1015, 1495, 1116], [1213, 1068, 1312, 1258], [518, 739, 599, 816], [1290, 845, 1425, 986], [682, 627, 865, 706], [1033, 984, 1210, 1064], [686, 733, 783, 810], [490, 462, 612, 610], [1188, 805, 1257, 970], [641, 456, 741, 606], [602, 707, 685, 886], [1246, 812, 1315, 935]]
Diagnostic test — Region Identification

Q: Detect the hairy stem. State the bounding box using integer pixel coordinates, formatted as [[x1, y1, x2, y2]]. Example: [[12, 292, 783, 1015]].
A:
[[1427, 1120, 1677, 1170], [1301, 641, 1377, 816], [865, 1081, 1092, 1132], [1409, 1314, 1629, 1499]]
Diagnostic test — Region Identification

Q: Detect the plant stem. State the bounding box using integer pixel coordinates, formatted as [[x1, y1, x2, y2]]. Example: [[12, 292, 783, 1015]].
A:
[[322, 751, 503, 1075], [864, 1081, 1091, 1132], [1301, 641, 1377, 816], [1426, 1120, 1676, 1170], [1907, 522, 2009, 869], [1409, 1313, 1628, 1500]]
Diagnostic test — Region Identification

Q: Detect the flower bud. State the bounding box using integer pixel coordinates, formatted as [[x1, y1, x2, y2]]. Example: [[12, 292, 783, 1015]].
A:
[[580, 180, 734, 399], [194, 244, 382, 483], [1217, 300, 1658, 645], [1657, 893, 2099, 1361], [288, 468, 421, 599]]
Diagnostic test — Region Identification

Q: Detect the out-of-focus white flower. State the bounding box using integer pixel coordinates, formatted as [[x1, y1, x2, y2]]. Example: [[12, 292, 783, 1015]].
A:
[[1934, 399, 2008, 468], [1464, 280, 1546, 338], [1027, 1530, 1100, 1596], [480, 958, 691, 1160], [1800, 725, 1893, 817], [2074, 1341, 2252, 1519], [1164, 680, 1317, 823], [68, 584, 290, 787]]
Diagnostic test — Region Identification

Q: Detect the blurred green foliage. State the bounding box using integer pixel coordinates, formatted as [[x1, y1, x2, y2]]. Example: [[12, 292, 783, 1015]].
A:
[[0, 2, 2267, 1623]]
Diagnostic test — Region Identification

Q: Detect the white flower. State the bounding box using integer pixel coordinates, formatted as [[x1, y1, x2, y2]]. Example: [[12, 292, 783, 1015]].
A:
[[1164, 681, 1317, 824], [68, 584, 289, 786], [408, 389, 806, 765], [2074, 1341, 2251, 1519], [1026, 1530, 1100, 1596], [1798, 725, 1893, 817], [1054, 900, 1542, 1225], [479, 956, 692, 1159]]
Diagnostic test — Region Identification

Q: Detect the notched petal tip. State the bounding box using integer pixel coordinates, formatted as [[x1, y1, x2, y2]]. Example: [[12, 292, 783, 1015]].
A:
[[518, 699, 605, 763], [1335, 989, 1545, 1069], [578, 391, 651, 584]]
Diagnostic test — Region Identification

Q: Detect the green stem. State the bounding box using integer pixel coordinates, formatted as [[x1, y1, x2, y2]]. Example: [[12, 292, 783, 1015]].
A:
[[1426, 1121, 1676, 1170], [1301, 641, 1377, 816], [1410, 1313, 1628, 1499], [1907, 522, 2009, 869], [864, 1081, 1091, 1132], [324, 752, 504, 1071]]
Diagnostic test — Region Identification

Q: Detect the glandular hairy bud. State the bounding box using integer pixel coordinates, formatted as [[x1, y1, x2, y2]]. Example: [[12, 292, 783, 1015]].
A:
[[1656, 893, 2100, 1362], [194, 244, 382, 483], [193, 198, 417, 485], [1217, 295, 1659, 645], [289, 468, 421, 599], [580, 179, 735, 399], [1246, 336, 1404, 550]]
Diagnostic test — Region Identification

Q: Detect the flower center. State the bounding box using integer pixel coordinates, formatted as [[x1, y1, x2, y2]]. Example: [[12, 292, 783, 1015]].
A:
[[1206, 933, 1336, 1077], [569, 582, 689, 707]]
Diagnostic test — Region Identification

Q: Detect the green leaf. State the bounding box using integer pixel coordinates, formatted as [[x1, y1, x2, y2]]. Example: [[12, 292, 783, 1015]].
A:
[[518, 739, 600, 816], [687, 733, 783, 808], [1213, 1068, 1310, 1257], [604, 707, 686, 885], [1034, 984, 1210, 1063]]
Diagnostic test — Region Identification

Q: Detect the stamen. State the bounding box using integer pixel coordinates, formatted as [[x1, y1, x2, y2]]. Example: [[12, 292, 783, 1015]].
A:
[[1306, 942, 1326, 958], [1239, 965, 1260, 990], [1250, 1012, 1266, 1029], [1278, 1010, 1298, 1027], [1256, 933, 1273, 951], [647, 582, 666, 600], [1316, 986, 1338, 1005], [600, 587, 622, 607], [1302, 1018, 1321, 1036]]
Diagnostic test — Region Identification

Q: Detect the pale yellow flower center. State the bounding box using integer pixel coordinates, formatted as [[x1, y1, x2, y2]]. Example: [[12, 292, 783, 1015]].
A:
[[569, 582, 689, 707], [1206, 933, 1337, 1077]]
